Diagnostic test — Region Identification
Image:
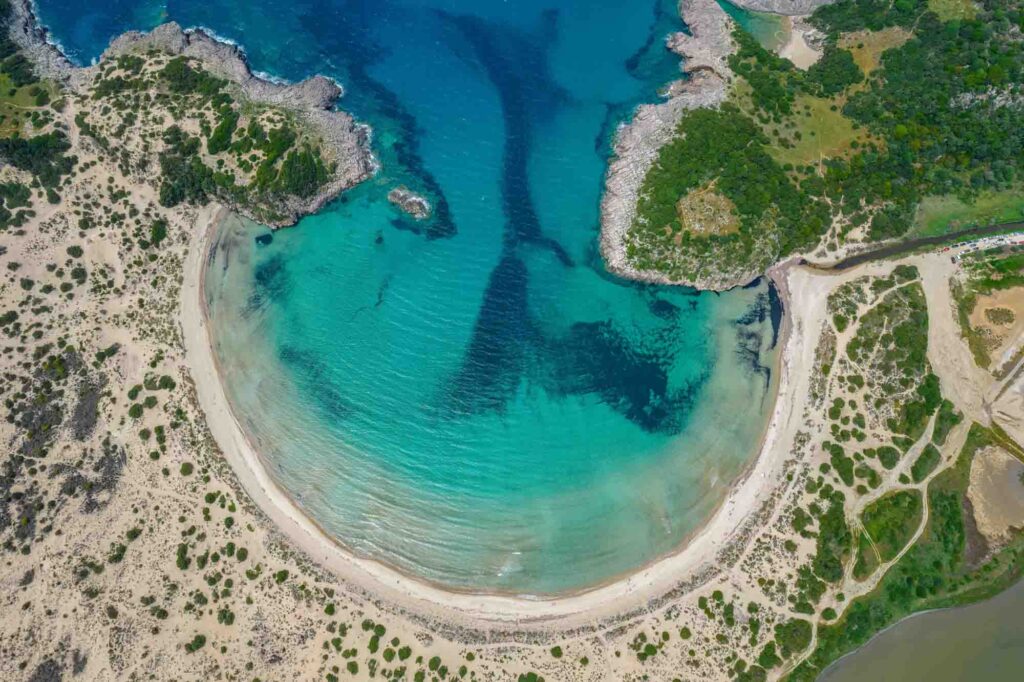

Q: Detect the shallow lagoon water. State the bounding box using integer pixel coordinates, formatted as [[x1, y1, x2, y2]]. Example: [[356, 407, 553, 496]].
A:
[[821, 580, 1024, 682], [38, 0, 781, 593]]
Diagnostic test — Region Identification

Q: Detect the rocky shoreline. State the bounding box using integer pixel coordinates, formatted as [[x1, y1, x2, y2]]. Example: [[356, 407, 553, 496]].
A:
[[599, 0, 736, 290], [8, 0, 376, 228]]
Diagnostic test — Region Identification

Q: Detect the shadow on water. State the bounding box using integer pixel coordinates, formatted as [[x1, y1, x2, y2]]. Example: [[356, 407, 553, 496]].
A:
[[436, 11, 703, 431]]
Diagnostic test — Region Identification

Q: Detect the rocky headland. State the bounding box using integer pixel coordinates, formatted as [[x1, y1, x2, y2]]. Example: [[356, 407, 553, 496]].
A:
[[7, 0, 375, 228], [599, 0, 736, 289]]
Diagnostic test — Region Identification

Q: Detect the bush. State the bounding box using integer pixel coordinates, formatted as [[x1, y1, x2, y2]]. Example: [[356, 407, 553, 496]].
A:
[[207, 108, 239, 155], [184, 634, 206, 653], [149, 219, 168, 247], [774, 618, 812, 658], [161, 57, 224, 96]]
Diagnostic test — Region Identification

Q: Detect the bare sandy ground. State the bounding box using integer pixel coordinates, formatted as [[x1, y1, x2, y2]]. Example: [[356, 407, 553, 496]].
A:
[[779, 18, 822, 69], [968, 446, 1024, 543]]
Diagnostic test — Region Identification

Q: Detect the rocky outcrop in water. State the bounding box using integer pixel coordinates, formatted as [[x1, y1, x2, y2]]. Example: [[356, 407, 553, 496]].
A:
[[600, 0, 735, 288], [388, 186, 432, 220]]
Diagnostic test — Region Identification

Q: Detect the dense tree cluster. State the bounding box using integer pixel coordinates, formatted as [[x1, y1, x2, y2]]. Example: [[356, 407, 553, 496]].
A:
[[0, 131, 75, 187], [804, 45, 864, 97], [160, 57, 226, 97], [630, 0, 1024, 280], [276, 148, 329, 198], [206, 107, 239, 155], [816, 1, 1024, 238], [729, 30, 863, 119], [0, 180, 31, 229]]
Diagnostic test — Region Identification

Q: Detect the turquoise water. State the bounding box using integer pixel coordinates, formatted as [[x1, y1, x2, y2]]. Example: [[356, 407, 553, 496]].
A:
[[717, 1, 789, 52], [38, 0, 781, 593]]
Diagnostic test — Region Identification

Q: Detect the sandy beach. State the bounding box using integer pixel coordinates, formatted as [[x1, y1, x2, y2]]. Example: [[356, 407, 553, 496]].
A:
[[181, 205, 812, 628]]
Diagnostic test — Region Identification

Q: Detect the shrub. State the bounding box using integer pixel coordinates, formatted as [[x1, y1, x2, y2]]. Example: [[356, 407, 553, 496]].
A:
[[184, 634, 206, 653]]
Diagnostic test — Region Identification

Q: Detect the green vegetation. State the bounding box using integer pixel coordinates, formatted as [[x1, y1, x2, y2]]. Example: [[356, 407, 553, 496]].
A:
[[932, 400, 963, 446], [0, 180, 31, 229], [861, 490, 922, 561], [774, 618, 812, 658], [0, 131, 75, 188], [928, 0, 977, 21], [912, 188, 1024, 238], [77, 50, 337, 222], [161, 56, 226, 96], [628, 0, 1024, 281], [790, 425, 1024, 680], [852, 531, 879, 580], [911, 444, 942, 483], [627, 103, 829, 283]]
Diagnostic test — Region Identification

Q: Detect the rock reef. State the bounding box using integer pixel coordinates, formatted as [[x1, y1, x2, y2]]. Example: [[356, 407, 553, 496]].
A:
[[388, 185, 432, 219]]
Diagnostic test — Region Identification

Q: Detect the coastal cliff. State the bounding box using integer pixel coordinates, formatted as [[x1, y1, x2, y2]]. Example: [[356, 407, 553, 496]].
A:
[[600, 0, 736, 289]]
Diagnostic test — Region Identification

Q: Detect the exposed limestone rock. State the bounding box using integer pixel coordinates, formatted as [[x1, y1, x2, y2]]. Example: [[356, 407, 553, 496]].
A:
[[6, 2, 376, 228], [666, 0, 735, 80], [388, 186, 432, 220], [600, 0, 734, 288], [7, 0, 74, 81]]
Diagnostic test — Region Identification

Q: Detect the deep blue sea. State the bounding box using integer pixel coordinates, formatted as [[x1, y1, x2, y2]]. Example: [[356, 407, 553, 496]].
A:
[[37, 0, 781, 593]]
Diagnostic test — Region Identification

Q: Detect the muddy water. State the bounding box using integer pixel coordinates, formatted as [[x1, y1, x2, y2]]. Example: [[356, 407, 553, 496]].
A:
[[820, 578, 1024, 682]]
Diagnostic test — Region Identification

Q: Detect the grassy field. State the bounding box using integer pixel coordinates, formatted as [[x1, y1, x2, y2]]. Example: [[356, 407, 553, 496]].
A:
[[911, 188, 1024, 238], [730, 79, 868, 168], [838, 27, 913, 81], [0, 73, 60, 137], [769, 95, 868, 167], [928, 0, 978, 21]]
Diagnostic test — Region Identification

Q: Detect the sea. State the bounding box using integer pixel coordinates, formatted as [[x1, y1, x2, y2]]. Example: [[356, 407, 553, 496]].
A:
[[36, 0, 781, 594]]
